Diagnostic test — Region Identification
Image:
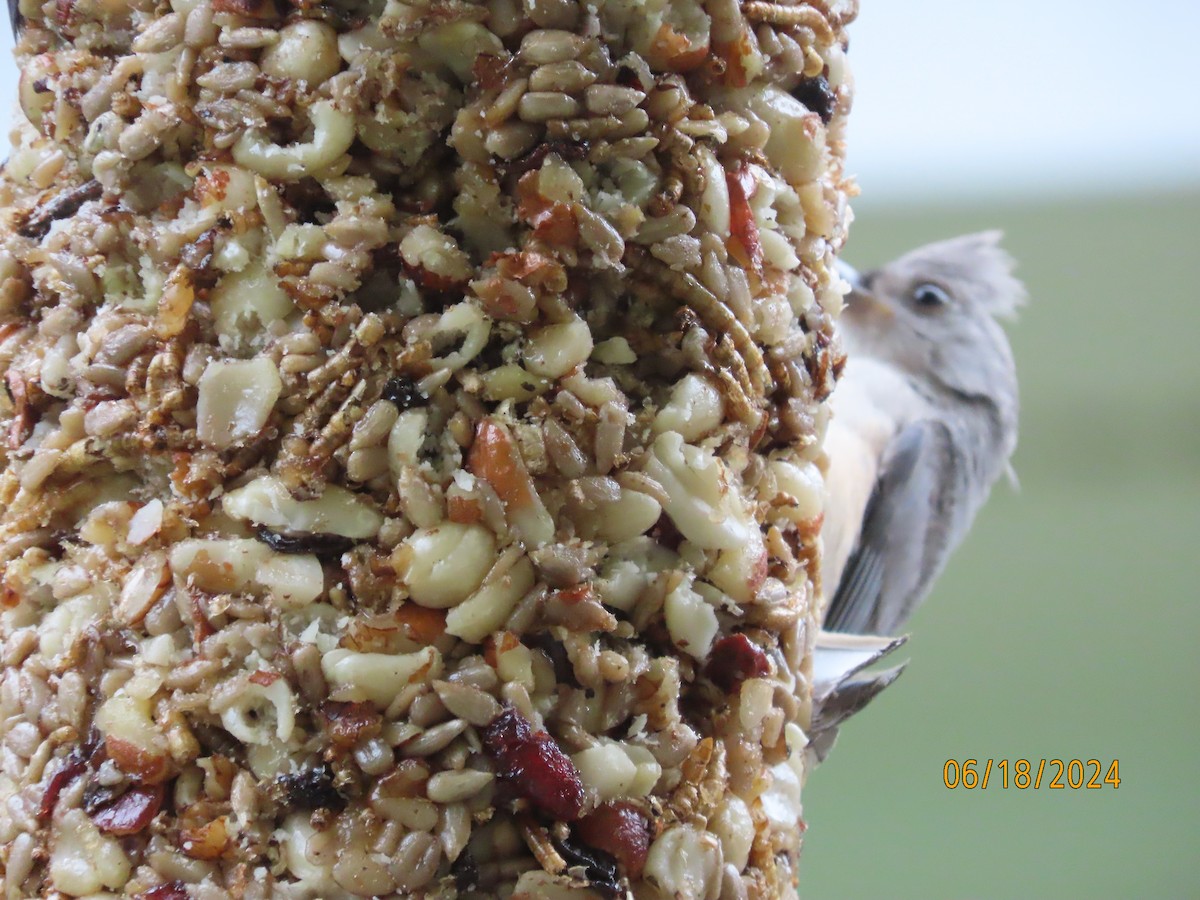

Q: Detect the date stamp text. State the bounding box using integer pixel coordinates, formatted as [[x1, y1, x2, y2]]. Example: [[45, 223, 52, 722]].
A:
[[942, 759, 1120, 790]]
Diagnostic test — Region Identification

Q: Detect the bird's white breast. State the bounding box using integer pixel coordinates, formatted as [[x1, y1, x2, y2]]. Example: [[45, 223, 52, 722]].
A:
[[820, 357, 934, 604]]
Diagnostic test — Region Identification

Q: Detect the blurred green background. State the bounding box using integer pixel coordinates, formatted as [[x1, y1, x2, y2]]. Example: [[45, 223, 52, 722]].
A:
[[801, 189, 1200, 898]]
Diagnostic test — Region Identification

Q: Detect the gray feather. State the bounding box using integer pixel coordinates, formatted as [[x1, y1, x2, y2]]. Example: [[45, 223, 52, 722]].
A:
[[807, 631, 908, 764], [825, 420, 961, 635]]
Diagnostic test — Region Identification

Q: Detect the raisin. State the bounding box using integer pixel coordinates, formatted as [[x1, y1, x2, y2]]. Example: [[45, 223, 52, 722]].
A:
[[452, 850, 481, 891], [277, 764, 346, 811], [554, 833, 622, 897], [381, 375, 425, 411], [792, 74, 837, 124], [255, 526, 354, 558], [18, 180, 103, 241]]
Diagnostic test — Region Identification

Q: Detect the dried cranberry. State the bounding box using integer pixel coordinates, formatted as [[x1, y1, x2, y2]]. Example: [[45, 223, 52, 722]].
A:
[[706, 634, 771, 694], [575, 801, 651, 881], [38, 733, 101, 821], [38, 755, 87, 820], [481, 707, 586, 821], [134, 882, 190, 900], [92, 784, 165, 836]]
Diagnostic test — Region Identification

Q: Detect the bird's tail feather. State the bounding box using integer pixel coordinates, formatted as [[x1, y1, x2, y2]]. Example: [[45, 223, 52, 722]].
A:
[[807, 631, 908, 765]]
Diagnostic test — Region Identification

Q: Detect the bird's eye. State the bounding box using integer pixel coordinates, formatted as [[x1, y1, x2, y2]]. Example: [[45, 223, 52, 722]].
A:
[[910, 283, 952, 309]]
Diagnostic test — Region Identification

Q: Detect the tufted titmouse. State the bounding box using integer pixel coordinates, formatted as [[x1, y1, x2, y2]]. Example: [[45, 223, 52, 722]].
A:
[[820, 232, 1025, 636]]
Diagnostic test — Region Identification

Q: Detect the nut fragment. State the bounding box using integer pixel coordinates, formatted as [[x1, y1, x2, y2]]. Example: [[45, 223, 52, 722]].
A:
[[321, 646, 444, 707], [644, 431, 756, 550], [223, 475, 383, 540], [260, 20, 340, 84], [49, 809, 132, 895], [664, 577, 720, 661], [644, 824, 723, 900], [394, 523, 497, 609], [196, 357, 282, 449], [523, 315, 593, 379], [233, 101, 355, 180], [445, 556, 536, 643]]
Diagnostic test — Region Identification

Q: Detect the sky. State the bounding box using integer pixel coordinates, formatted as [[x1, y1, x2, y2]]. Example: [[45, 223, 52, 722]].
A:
[[1, 1, 1198, 204], [843, 0, 1200, 203]]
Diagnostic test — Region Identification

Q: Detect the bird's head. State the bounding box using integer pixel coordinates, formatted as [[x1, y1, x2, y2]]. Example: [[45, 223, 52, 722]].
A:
[[839, 231, 1024, 422]]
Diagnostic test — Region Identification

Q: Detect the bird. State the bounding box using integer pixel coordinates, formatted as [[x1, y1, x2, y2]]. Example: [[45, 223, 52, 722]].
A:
[[807, 232, 1024, 761], [820, 231, 1025, 637]]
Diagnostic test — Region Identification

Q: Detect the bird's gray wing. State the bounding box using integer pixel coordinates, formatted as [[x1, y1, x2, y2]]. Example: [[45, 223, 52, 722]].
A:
[[823, 420, 960, 635]]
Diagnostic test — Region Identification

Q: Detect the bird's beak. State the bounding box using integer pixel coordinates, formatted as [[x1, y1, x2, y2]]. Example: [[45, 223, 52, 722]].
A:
[[837, 259, 893, 321]]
